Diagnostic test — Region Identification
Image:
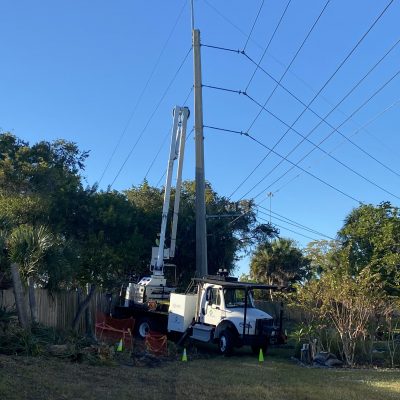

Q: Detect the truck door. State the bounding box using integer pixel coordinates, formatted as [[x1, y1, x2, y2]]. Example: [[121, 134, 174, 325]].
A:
[[204, 287, 223, 326]]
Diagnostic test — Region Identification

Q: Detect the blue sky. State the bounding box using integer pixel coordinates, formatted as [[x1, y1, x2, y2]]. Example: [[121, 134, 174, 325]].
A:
[[1, 1, 399, 275]]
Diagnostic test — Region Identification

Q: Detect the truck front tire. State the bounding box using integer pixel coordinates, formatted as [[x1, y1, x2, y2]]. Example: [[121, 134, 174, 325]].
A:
[[219, 330, 235, 355]]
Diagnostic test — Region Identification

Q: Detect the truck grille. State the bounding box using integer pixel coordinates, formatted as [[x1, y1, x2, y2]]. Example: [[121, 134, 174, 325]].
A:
[[255, 318, 274, 335]]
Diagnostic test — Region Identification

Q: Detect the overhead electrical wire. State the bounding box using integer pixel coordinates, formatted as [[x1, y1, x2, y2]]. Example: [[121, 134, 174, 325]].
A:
[[203, 0, 332, 199], [257, 206, 335, 240], [204, 125, 362, 204], [149, 1, 276, 194], [203, 0, 389, 163], [149, 1, 265, 191], [243, 0, 265, 52], [274, 98, 400, 195], [235, 0, 395, 197], [243, 44, 400, 177], [246, 0, 331, 133], [203, 67, 400, 203], [246, 67, 400, 201], [245, 0, 292, 91], [257, 209, 330, 239], [149, 1, 281, 191], [108, 47, 192, 189], [97, 0, 188, 185], [257, 214, 318, 241], [348, 100, 400, 158], [202, 3, 398, 199], [201, 0, 397, 236], [203, 0, 395, 198], [204, 35, 400, 197]]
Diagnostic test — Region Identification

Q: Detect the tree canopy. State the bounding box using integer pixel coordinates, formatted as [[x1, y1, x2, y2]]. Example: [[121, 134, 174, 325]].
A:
[[0, 132, 273, 291], [338, 202, 400, 294], [249, 238, 310, 286]]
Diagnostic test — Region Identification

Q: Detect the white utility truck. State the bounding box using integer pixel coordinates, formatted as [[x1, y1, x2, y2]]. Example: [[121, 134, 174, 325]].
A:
[[118, 270, 285, 354], [168, 274, 284, 354]]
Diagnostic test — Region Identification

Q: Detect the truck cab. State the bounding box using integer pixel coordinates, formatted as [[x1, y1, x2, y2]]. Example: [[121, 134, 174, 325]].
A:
[[168, 276, 286, 355]]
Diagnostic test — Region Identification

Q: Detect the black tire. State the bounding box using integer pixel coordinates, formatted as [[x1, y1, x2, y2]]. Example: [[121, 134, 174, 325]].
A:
[[136, 318, 152, 339], [219, 330, 235, 355]]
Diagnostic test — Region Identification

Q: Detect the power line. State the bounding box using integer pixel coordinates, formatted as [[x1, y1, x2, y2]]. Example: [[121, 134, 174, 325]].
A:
[[244, 84, 400, 202], [204, 35, 400, 197], [274, 98, 400, 195], [230, 0, 396, 197], [243, 0, 265, 52], [350, 101, 400, 158], [200, 0, 397, 238], [258, 214, 318, 241], [246, 0, 293, 91], [242, 39, 400, 178], [239, 59, 400, 198], [257, 207, 335, 240], [203, 74, 400, 202], [204, 125, 362, 204], [97, 0, 188, 185], [108, 47, 192, 189], [247, 67, 400, 201], [246, 0, 331, 133], [203, 0, 391, 165]]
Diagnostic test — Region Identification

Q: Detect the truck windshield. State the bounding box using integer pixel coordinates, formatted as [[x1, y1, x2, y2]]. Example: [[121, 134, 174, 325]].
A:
[[223, 289, 254, 308]]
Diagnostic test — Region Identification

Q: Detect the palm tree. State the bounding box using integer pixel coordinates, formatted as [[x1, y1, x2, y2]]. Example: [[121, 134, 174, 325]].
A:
[[0, 224, 30, 329], [9, 225, 54, 324], [250, 238, 310, 286]]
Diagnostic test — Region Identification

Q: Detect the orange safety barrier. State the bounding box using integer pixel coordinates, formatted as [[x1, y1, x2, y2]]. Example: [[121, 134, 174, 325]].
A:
[[145, 331, 168, 356], [95, 312, 135, 348]]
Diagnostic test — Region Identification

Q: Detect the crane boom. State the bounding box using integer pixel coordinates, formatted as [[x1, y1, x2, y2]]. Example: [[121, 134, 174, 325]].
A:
[[152, 105, 189, 275]]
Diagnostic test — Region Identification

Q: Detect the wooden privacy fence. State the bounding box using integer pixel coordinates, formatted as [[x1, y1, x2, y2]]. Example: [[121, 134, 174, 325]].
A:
[[0, 288, 117, 333], [255, 300, 305, 324]]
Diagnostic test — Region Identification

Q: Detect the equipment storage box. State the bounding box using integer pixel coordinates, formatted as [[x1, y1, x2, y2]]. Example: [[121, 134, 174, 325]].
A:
[[168, 293, 197, 332]]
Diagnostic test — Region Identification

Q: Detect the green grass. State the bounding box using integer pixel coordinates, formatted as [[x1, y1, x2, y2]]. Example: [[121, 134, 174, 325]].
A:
[[0, 347, 399, 400]]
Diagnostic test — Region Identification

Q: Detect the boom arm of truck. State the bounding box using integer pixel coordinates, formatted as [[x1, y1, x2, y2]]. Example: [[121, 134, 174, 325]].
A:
[[152, 106, 189, 276]]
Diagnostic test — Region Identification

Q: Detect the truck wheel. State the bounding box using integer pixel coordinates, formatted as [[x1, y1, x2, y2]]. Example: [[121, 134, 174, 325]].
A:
[[219, 330, 235, 355], [137, 318, 152, 339]]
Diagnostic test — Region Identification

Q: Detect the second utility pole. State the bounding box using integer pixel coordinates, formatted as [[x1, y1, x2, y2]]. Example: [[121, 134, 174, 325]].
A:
[[192, 23, 208, 278]]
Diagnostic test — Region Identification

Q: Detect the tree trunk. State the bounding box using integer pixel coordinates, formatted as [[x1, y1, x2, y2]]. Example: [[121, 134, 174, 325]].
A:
[[28, 276, 38, 324], [72, 284, 96, 332], [10, 263, 29, 330]]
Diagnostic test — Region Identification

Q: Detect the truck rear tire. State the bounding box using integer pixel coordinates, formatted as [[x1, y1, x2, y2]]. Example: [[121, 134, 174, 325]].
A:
[[219, 330, 235, 355], [137, 318, 152, 339]]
